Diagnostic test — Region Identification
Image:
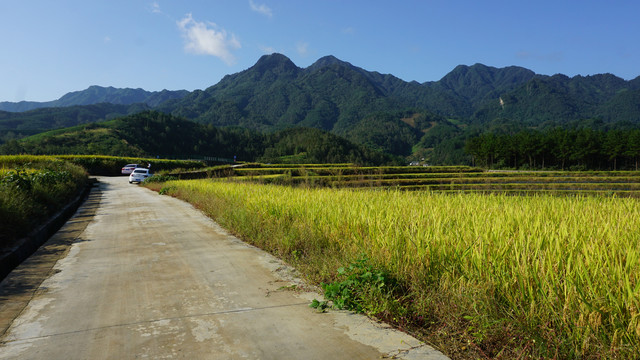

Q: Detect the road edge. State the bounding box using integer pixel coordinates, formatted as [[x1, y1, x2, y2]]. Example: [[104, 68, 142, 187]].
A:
[[0, 179, 96, 282]]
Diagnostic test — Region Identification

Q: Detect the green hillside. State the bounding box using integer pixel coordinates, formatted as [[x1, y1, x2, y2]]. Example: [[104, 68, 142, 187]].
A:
[[5, 111, 397, 166], [424, 63, 537, 109], [0, 103, 149, 144], [472, 73, 638, 125]]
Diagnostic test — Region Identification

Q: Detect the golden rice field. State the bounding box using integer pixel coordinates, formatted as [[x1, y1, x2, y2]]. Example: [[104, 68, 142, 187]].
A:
[[228, 164, 640, 197], [154, 178, 640, 359]]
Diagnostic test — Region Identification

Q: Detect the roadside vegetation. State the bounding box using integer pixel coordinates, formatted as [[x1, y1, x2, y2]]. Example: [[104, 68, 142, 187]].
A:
[[0, 156, 87, 247], [1, 154, 205, 175], [56, 155, 205, 176], [146, 168, 640, 359]]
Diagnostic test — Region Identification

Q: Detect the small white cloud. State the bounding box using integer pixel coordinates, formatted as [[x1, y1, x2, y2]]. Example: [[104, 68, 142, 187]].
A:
[[151, 2, 162, 14], [249, 0, 272, 18], [296, 42, 308, 56], [177, 13, 241, 65], [104, 36, 111, 43], [259, 45, 276, 54], [342, 27, 355, 35]]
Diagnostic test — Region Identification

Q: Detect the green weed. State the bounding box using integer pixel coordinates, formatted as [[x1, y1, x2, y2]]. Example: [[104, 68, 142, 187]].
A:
[[144, 174, 178, 184], [313, 257, 397, 315]]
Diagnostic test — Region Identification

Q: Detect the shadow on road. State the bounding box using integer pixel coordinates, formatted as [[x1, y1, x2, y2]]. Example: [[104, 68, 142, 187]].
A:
[[0, 182, 103, 337]]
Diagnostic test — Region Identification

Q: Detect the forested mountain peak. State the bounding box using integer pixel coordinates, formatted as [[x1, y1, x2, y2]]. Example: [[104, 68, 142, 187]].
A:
[[473, 70, 640, 125], [252, 53, 300, 76], [306, 55, 356, 73], [570, 73, 629, 96], [426, 63, 536, 107], [446, 63, 535, 86], [207, 53, 301, 92], [57, 85, 149, 105]]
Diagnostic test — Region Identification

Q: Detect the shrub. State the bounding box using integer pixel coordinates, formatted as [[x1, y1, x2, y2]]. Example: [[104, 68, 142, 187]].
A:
[[0, 159, 87, 247]]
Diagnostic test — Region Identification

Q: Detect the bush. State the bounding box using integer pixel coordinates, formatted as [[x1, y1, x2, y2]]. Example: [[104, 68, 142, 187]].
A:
[[0, 161, 87, 247], [143, 174, 178, 184]]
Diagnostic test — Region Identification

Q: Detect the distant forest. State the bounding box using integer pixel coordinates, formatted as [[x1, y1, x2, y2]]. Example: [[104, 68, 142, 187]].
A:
[[465, 127, 640, 170]]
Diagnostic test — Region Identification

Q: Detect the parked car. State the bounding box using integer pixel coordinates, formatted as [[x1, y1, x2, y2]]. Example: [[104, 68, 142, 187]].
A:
[[129, 168, 152, 183], [121, 164, 140, 175]]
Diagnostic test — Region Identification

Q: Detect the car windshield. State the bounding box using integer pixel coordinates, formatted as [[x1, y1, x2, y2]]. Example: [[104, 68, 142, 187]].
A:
[[133, 169, 147, 174]]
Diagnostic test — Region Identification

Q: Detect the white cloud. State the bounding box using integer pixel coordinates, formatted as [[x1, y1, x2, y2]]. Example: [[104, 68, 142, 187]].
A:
[[259, 45, 276, 54], [249, 0, 272, 18], [151, 2, 162, 14], [296, 42, 309, 56], [104, 36, 111, 43], [177, 14, 241, 65], [342, 27, 355, 35]]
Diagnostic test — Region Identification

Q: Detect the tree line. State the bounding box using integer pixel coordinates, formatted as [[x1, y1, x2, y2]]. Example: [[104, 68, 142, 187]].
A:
[[464, 128, 640, 170]]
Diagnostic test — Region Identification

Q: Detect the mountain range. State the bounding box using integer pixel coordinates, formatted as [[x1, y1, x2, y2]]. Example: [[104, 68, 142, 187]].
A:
[[2, 53, 639, 164], [0, 86, 188, 112]]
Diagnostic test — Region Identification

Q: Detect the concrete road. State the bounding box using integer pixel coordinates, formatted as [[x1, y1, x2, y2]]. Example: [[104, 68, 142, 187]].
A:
[[0, 176, 447, 359]]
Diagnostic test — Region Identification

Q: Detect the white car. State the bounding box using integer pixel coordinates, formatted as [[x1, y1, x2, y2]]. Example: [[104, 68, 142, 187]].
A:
[[129, 168, 152, 183], [121, 164, 140, 175]]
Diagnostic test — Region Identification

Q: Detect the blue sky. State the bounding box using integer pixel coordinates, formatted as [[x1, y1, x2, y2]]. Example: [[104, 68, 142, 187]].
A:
[[1, 0, 639, 102]]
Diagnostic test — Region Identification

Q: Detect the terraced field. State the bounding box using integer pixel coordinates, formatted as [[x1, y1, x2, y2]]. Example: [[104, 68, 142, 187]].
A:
[[227, 164, 640, 197], [150, 166, 640, 358]]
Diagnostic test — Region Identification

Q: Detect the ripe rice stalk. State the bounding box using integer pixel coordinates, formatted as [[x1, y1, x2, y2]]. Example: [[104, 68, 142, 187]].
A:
[[157, 179, 640, 357]]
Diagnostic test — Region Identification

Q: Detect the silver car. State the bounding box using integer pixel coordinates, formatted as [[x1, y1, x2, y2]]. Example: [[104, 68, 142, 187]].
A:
[[129, 168, 151, 183], [121, 163, 140, 175]]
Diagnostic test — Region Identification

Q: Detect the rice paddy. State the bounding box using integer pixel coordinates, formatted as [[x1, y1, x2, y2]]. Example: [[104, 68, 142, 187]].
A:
[[227, 164, 640, 197], [152, 164, 640, 358]]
